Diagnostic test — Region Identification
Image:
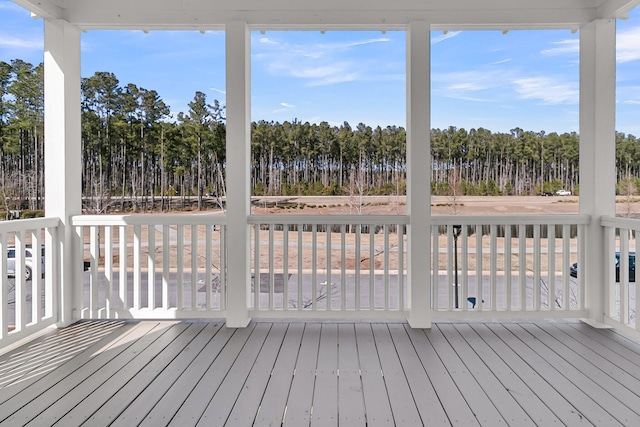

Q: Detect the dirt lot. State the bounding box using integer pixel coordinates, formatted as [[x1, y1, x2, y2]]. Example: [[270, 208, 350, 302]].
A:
[[249, 194, 638, 216]]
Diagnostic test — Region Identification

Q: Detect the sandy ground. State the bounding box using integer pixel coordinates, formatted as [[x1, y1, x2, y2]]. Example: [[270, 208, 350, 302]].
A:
[[74, 195, 634, 273]]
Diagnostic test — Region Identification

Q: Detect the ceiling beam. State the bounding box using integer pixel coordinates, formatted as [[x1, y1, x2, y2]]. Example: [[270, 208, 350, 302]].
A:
[[12, 0, 62, 20]]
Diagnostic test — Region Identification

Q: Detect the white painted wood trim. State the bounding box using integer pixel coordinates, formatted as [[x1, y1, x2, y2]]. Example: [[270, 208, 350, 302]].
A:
[[406, 21, 432, 328]]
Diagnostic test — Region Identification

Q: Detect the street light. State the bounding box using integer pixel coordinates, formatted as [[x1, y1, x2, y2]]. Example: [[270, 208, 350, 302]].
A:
[[453, 224, 462, 309]]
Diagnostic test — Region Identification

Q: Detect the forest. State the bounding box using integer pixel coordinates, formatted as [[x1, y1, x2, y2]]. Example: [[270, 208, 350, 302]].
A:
[[1, 59, 639, 213]]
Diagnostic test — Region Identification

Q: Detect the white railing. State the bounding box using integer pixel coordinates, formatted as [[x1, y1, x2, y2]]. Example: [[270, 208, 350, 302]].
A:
[[71, 214, 226, 319], [602, 216, 640, 335], [431, 215, 589, 318], [0, 217, 60, 349], [248, 215, 409, 319]]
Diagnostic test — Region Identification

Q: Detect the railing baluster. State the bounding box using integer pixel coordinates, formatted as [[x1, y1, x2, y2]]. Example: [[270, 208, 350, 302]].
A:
[[620, 229, 630, 324], [269, 224, 274, 310], [534, 224, 541, 311], [548, 225, 556, 311], [148, 225, 156, 310], [162, 224, 170, 311], [369, 226, 374, 310], [105, 225, 113, 316], [490, 224, 497, 311], [578, 224, 585, 310], [119, 225, 128, 309], [384, 225, 389, 311], [519, 224, 526, 310], [476, 225, 483, 311], [312, 224, 317, 310], [205, 224, 212, 310], [176, 225, 184, 310], [133, 224, 142, 311], [283, 225, 289, 311], [340, 225, 346, 310], [254, 224, 260, 310], [15, 230, 24, 330], [191, 224, 197, 310], [219, 224, 226, 310], [327, 225, 332, 311], [90, 226, 99, 317], [446, 226, 453, 310], [298, 226, 303, 310], [0, 232, 7, 338], [505, 225, 512, 311], [562, 224, 571, 311], [355, 225, 361, 310], [461, 225, 469, 311], [398, 224, 404, 311], [432, 226, 439, 310], [31, 228, 41, 322]]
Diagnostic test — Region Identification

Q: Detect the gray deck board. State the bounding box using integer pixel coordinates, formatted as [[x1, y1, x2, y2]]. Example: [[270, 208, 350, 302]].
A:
[[490, 323, 624, 426], [197, 322, 273, 426], [283, 323, 320, 426], [224, 323, 288, 426], [2, 319, 640, 427], [387, 324, 449, 426], [404, 326, 480, 427], [468, 323, 592, 426], [1, 321, 163, 426], [106, 322, 224, 426], [438, 324, 537, 426], [355, 323, 394, 426], [517, 323, 640, 425], [253, 323, 304, 426], [372, 324, 422, 425], [426, 325, 507, 426], [135, 324, 237, 427], [166, 323, 257, 426], [42, 322, 191, 427], [312, 324, 339, 427], [337, 323, 366, 426]]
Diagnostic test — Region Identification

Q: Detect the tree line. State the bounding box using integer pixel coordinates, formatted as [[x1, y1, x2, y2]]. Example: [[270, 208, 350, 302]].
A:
[[1, 59, 640, 213]]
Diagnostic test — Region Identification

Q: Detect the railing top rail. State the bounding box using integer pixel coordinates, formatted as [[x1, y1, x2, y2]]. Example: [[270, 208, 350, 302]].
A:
[[71, 213, 227, 226], [248, 214, 410, 225], [0, 216, 60, 233], [601, 215, 640, 229], [431, 214, 591, 226]]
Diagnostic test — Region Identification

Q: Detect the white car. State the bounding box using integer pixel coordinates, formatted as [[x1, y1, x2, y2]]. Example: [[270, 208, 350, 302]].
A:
[[7, 246, 44, 281], [555, 189, 571, 196]]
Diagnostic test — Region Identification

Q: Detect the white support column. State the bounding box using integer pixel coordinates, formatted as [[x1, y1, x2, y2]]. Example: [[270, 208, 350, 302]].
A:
[[580, 19, 616, 327], [44, 19, 82, 325], [407, 21, 432, 328], [225, 21, 251, 327]]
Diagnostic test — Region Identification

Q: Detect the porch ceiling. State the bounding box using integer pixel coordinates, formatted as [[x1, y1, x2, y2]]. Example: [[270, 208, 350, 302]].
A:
[[13, 0, 640, 31]]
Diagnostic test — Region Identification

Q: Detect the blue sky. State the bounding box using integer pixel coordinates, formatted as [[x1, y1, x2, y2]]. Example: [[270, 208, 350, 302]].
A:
[[1, 0, 640, 135]]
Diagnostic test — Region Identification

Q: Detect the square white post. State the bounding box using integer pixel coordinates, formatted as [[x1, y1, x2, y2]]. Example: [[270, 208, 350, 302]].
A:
[[44, 19, 83, 325], [407, 21, 432, 328], [579, 19, 616, 327], [225, 21, 251, 327]]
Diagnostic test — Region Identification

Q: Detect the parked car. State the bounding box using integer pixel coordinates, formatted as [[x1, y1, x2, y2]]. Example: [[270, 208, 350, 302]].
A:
[[570, 252, 635, 282], [7, 245, 45, 281], [555, 189, 571, 196]]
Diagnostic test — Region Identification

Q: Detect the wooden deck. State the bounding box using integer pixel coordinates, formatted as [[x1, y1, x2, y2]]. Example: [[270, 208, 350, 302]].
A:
[[1, 320, 640, 426]]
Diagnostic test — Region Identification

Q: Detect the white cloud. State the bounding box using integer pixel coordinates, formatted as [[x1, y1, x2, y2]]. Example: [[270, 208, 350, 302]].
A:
[[541, 39, 579, 56], [0, 34, 41, 50], [280, 102, 295, 108], [617, 27, 640, 63], [210, 87, 226, 95], [489, 58, 511, 65], [259, 37, 279, 46], [513, 77, 578, 104], [432, 31, 461, 44]]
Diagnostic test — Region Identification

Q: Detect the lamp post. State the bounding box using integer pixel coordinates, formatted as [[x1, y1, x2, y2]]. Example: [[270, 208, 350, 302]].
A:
[[453, 224, 462, 309]]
